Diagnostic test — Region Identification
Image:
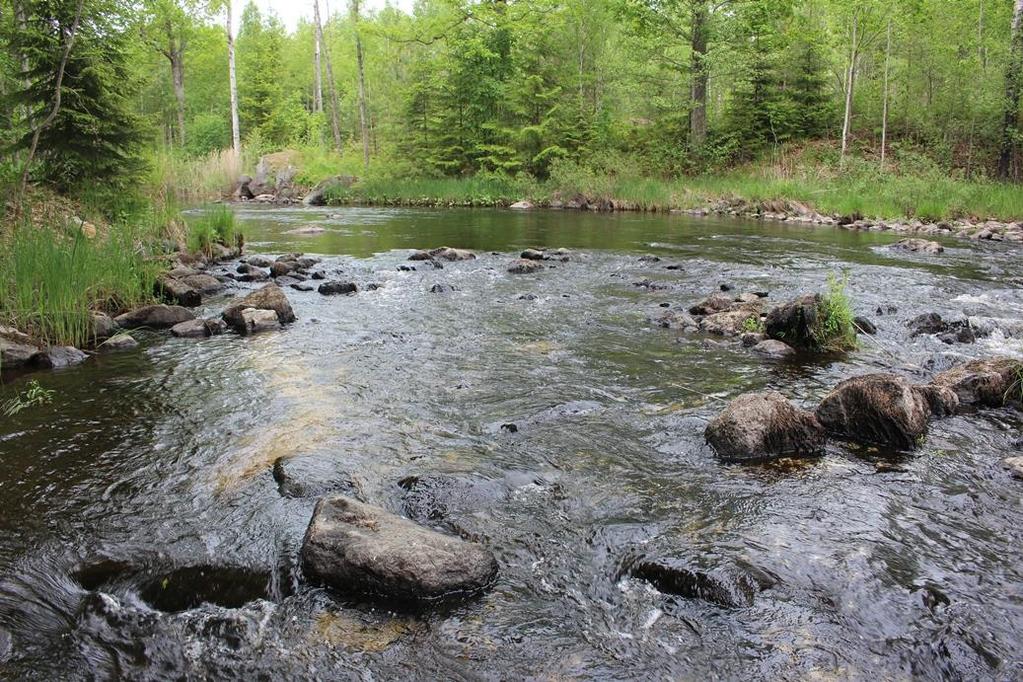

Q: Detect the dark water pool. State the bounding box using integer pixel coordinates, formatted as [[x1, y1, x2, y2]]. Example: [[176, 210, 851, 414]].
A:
[[1, 206, 1022, 680]]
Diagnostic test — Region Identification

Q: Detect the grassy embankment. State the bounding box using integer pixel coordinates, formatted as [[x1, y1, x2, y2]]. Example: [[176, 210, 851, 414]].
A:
[[0, 180, 241, 349]]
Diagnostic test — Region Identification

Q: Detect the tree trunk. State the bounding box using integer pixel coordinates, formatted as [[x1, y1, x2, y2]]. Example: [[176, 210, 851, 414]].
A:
[[18, 0, 84, 203], [227, 0, 240, 156], [688, 0, 709, 148], [351, 0, 370, 169], [313, 0, 323, 113], [880, 18, 891, 171], [170, 46, 186, 147], [840, 12, 859, 165], [997, 0, 1023, 180], [315, 0, 342, 149]]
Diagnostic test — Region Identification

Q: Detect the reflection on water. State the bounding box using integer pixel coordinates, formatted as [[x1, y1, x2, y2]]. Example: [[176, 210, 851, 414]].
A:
[[1, 206, 1022, 679]]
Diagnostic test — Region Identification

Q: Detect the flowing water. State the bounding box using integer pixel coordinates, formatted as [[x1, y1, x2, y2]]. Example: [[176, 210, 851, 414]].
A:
[[1, 206, 1023, 680]]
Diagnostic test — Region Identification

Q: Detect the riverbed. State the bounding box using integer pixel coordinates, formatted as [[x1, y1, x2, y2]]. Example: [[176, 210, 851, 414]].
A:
[[1, 206, 1022, 679]]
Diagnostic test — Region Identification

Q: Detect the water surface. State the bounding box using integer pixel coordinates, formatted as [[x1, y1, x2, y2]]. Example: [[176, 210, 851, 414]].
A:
[[1, 206, 1022, 680]]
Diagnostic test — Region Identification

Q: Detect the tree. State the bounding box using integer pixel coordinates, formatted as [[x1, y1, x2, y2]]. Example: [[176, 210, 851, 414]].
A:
[[350, 0, 370, 169], [998, 0, 1023, 179], [143, 0, 196, 147], [314, 0, 342, 149]]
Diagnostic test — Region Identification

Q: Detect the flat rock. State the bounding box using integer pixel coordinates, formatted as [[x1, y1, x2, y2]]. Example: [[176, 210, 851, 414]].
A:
[[301, 496, 498, 603], [931, 357, 1022, 408], [114, 305, 195, 330], [180, 273, 224, 293], [222, 284, 295, 331], [705, 391, 825, 461], [816, 373, 931, 449]]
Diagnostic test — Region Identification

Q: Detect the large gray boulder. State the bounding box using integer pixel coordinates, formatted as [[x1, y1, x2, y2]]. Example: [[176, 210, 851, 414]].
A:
[[29, 346, 88, 369], [114, 305, 195, 330], [301, 496, 498, 603], [705, 391, 826, 461], [931, 357, 1022, 408], [222, 284, 295, 331], [0, 326, 42, 368], [816, 373, 931, 448]]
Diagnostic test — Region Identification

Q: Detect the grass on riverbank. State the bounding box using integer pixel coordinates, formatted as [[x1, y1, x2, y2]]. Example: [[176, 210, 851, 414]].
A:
[[0, 222, 161, 347], [323, 169, 1023, 223], [188, 204, 243, 257]]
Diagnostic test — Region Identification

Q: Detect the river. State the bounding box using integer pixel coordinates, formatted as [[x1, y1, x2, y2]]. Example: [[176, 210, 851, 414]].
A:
[[1, 206, 1022, 679]]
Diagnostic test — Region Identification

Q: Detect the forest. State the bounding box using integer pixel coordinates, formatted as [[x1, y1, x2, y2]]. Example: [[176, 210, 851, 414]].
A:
[[2, 0, 1023, 213]]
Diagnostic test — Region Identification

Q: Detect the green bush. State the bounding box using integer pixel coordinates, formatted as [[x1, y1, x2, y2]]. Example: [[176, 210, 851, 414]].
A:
[[188, 205, 242, 256], [813, 272, 858, 352]]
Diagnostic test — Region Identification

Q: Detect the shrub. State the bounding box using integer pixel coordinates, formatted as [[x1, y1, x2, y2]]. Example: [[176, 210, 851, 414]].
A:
[[813, 272, 858, 351]]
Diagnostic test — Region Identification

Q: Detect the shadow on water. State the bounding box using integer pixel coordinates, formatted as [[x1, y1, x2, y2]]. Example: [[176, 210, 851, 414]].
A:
[[1, 206, 1022, 679]]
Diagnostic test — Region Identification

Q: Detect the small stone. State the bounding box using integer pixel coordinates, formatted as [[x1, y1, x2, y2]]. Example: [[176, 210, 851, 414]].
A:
[[508, 259, 544, 274], [752, 339, 795, 358], [854, 316, 878, 335], [1004, 457, 1023, 479], [99, 334, 138, 352]]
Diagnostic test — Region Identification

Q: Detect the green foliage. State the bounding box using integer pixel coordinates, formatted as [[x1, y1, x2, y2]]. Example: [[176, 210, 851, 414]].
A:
[[6, 0, 147, 193], [813, 272, 858, 352], [1, 380, 55, 417], [0, 222, 159, 347], [741, 316, 766, 334]]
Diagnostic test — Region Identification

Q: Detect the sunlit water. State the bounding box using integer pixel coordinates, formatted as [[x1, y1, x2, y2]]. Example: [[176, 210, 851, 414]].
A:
[[1, 206, 1022, 680]]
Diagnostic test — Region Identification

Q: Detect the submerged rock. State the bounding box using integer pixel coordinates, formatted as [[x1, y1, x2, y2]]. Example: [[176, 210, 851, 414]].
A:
[[890, 238, 944, 254], [815, 373, 931, 448], [222, 284, 295, 331], [301, 496, 498, 602], [705, 391, 825, 461], [272, 456, 362, 499], [115, 305, 195, 330], [752, 339, 795, 358], [318, 281, 358, 296], [630, 558, 758, 608], [1004, 457, 1023, 479], [907, 313, 977, 344], [931, 357, 1022, 408], [508, 259, 544, 274], [854, 316, 878, 335]]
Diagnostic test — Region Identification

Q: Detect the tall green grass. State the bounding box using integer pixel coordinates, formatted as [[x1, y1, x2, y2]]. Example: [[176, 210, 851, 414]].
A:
[[0, 222, 159, 347], [188, 205, 243, 256]]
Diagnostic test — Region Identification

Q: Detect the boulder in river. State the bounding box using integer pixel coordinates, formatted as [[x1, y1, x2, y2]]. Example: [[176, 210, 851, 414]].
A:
[[245, 255, 274, 268], [239, 309, 280, 335], [509, 200, 534, 210], [853, 316, 877, 335], [699, 308, 762, 337], [222, 284, 295, 331], [1004, 457, 1023, 479], [0, 326, 42, 368], [688, 293, 734, 316], [705, 391, 826, 461], [270, 260, 297, 278], [763, 294, 821, 350], [890, 238, 944, 254], [930, 357, 1022, 408], [170, 318, 228, 339], [301, 496, 498, 602], [29, 346, 88, 369], [115, 305, 195, 330], [508, 259, 544, 274], [154, 277, 200, 307], [907, 313, 977, 344], [815, 373, 931, 449], [90, 312, 117, 341], [99, 334, 138, 352], [318, 281, 358, 296], [180, 273, 224, 294], [428, 247, 476, 262], [630, 558, 758, 608], [521, 248, 546, 261]]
